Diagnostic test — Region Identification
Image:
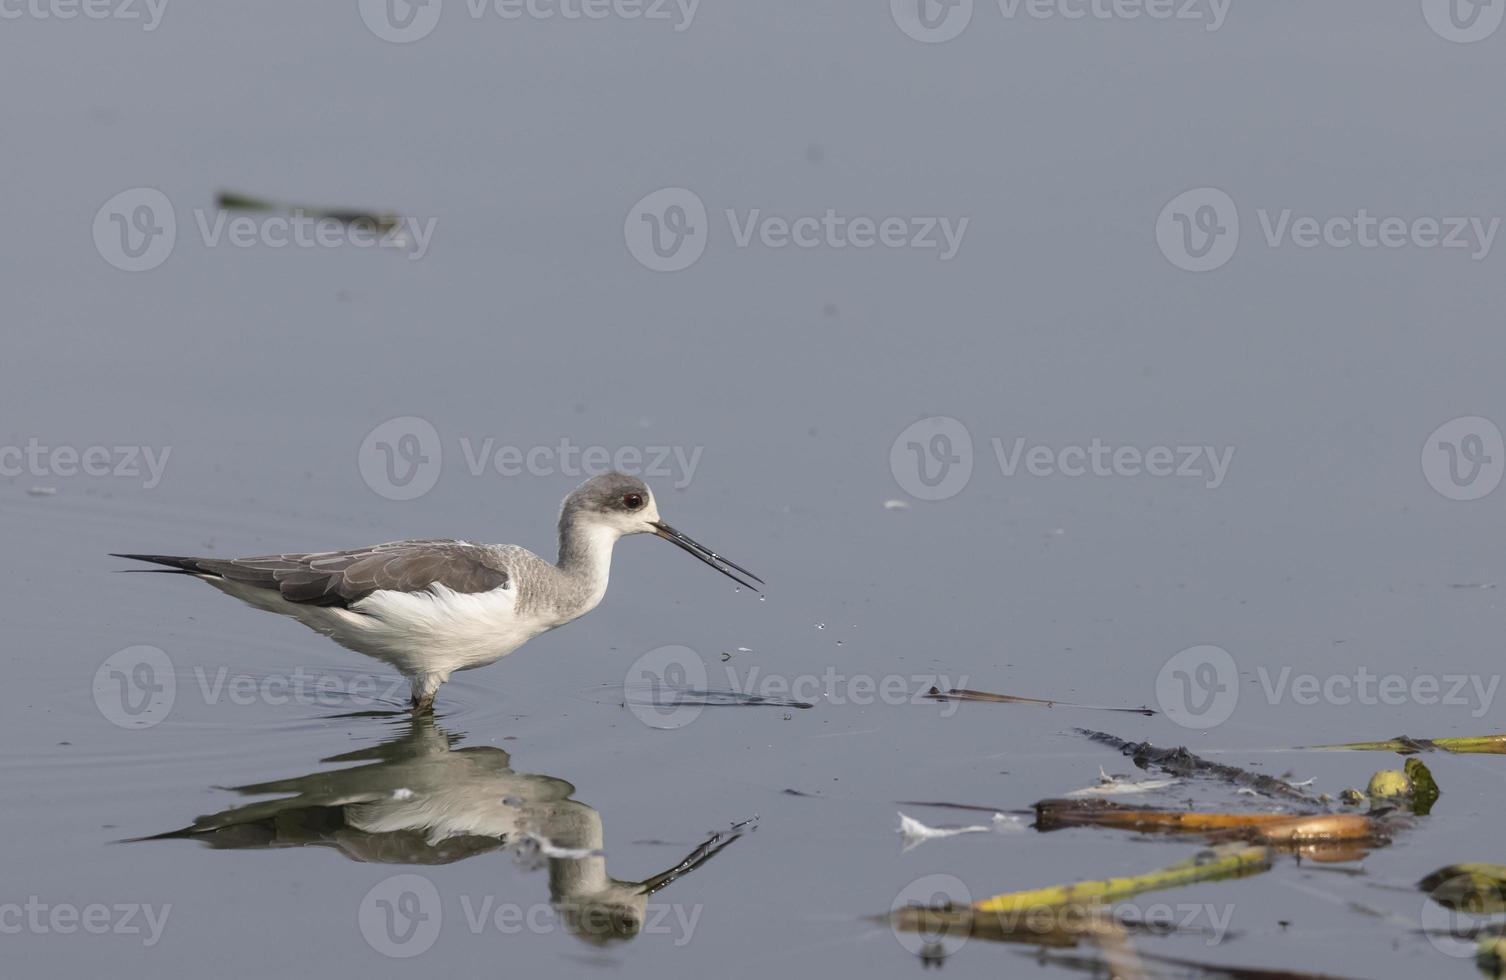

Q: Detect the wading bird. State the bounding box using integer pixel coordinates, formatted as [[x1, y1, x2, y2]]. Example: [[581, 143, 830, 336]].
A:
[[114, 472, 761, 710]]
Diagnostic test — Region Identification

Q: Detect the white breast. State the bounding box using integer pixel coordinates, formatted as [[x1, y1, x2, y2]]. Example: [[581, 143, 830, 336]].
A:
[[248, 582, 537, 684]]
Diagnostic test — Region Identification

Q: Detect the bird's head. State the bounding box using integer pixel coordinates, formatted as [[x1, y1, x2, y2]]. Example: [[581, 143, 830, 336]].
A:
[[560, 472, 762, 592]]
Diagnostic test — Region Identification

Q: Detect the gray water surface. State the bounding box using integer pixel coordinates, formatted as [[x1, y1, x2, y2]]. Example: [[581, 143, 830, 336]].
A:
[[4, 3, 1506, 977]]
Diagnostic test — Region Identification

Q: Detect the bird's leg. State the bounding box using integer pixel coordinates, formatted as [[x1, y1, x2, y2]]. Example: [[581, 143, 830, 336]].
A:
[[409, 674, 442, 713]]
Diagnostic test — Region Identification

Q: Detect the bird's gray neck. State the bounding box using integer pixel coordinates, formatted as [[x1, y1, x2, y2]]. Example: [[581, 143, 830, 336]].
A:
[[546, 806, 612, 898], [548, 514, 620, 620]]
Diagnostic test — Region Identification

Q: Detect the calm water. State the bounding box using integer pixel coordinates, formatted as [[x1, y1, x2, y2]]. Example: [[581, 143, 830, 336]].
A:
[[4, 3, 1506, 977]]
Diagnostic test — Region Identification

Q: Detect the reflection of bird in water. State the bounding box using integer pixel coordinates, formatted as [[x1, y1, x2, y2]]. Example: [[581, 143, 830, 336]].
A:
[[114, 472, 762, 710], [138, 713, 751, 943]]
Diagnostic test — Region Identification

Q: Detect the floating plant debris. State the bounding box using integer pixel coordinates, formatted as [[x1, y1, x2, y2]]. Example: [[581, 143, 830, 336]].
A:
[[889, 844, 1272, 949], [1360, 758, 1441, 815], [896, 811, 1027, 851], [1077, 730, 1317, 804], [1303, 733, 1506, 755], [974, 843, 1272, 911], [1065, 767, 1181, 798], [1033, 799, 1387, 848]]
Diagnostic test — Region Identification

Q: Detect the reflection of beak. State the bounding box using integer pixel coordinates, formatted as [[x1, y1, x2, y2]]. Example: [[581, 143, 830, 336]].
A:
[[637, 818, 755, 895], [651, 522, 764, 594]]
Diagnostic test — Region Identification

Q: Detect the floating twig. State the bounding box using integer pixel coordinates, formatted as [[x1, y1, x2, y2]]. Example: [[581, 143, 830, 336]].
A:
[[927, 687, 1155, 715]]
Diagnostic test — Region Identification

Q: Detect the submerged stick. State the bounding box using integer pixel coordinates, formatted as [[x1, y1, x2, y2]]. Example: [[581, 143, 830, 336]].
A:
[[215, 189, 401, 233], [927, 687, 1155, 715]]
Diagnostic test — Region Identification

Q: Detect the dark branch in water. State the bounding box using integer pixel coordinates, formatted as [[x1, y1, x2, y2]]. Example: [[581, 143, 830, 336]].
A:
[[1076, 730, 1317, 804], [215, 189, 401, 233]]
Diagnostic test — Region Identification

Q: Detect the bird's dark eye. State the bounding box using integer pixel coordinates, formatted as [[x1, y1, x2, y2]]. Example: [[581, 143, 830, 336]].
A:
[[622, 492, 644, 510]]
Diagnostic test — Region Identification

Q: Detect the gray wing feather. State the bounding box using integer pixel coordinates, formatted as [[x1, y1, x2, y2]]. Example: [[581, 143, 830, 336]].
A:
[[191, 540, 510, 608]]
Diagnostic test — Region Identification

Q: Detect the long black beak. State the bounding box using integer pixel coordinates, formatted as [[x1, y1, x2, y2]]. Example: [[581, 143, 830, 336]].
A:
[[651, 522, 764, 594]]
